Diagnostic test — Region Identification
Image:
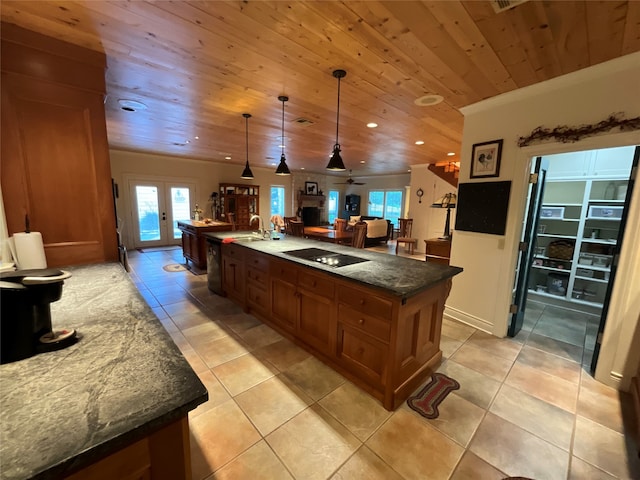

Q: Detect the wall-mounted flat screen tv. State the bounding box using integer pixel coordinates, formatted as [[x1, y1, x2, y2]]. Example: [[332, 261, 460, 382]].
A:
[[454, 181, 512, 235]]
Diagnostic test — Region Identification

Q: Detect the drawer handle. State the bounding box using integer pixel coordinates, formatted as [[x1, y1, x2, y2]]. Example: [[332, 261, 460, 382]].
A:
[[360, 299, 365, 305], [357, 347, 364, 355], [358, 318, 365, 325]]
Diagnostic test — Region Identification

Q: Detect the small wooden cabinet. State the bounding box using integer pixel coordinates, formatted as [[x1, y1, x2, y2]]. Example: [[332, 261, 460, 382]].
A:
[[424, 238, 451, 265], [219, 184, 259, 230], [178, 220, 233, 270]]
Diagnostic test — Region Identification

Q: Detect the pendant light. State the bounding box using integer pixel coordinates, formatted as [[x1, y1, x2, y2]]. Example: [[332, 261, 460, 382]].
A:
[[326, 69, 347, 171], [275, 95, 291, 175], [240, 113, 254, 179]]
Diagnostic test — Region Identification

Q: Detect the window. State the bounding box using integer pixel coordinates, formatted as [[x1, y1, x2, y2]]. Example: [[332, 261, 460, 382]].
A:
[[368, 190, 403, 226], [327, 190, 339, 224], [271, 186, 285, 218]]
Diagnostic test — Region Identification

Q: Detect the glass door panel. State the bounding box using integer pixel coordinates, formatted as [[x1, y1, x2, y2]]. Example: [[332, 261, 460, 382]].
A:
[[135, 185, 162, 243], [169, 187, 191, 239], [129, 178, 196, 248]]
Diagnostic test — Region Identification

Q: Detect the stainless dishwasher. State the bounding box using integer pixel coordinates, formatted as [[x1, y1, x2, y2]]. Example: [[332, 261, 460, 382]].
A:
[[206, 237, 223, 295]]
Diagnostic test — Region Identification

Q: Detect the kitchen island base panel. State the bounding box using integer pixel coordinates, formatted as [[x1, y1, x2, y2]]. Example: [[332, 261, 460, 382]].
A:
[[66, 417, 191, 480]]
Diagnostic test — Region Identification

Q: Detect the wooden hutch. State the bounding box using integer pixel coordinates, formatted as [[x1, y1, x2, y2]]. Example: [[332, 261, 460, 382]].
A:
[[219, 183, 259, 230]]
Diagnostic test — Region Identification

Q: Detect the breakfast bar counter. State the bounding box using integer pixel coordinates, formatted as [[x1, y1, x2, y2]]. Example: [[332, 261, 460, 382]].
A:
[[0, 263, 207, 480], [205, 232, 462, 410]]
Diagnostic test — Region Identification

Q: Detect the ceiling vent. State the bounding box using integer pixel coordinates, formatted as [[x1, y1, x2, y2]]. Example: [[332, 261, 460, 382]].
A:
[[293, 117, 315, 126], [490, 0, 529, 13]]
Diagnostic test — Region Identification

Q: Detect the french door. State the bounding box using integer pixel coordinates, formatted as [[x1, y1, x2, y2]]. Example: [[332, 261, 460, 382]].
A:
[[128, 178, 196, 248]]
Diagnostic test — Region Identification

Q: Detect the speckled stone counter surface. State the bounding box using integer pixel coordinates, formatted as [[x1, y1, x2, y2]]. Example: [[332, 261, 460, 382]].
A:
[[0, 263, 207, 480], [205, 232, 463, 299]]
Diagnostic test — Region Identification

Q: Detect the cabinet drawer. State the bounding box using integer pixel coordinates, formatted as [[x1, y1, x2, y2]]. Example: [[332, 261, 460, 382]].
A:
[[338, 304, 390, 342], [426, 243, 450, 257], [338, 286, 393, 320], [298, 271, 334, 299], [247, 283, 269, 311], [246, 253, 269, 272], [222, 243, 245, 261], [270, 260, 298, 282], [247, 265, 268, 286], [337, 324, 387, 388]]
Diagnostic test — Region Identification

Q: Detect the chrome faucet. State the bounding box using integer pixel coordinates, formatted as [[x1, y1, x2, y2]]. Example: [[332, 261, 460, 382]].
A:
[[249, 214, 269, 237]]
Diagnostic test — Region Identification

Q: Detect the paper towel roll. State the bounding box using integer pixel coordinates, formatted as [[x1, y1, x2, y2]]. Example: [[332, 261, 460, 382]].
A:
[[13, 232, 47, 269]]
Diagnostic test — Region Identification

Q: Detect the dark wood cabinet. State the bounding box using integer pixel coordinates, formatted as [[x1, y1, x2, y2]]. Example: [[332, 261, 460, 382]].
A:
[[178, 220, 232, 270], [269, 260, 298, 333], [424, 238, 452, 265], [1, 23, 117, 267], [219, 183, 259, 230]]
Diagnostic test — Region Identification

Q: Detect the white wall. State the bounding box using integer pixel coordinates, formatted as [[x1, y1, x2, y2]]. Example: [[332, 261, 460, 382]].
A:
[[110, 149, 293, 247], [446, 52, 640, 391]]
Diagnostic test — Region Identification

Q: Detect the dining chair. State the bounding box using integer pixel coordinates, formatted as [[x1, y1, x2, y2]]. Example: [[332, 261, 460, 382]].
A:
[[227, 212, 236, 231], [396, 218, 417, 254], [334, 218, 347, 232], [283, 216, 298, 235], [351, 221, 367, 249], [289, 220, 305, 237]]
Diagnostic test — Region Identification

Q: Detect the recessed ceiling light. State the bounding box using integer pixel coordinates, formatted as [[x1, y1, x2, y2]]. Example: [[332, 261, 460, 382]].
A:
[[185, 140, 190, 144], [271, 163, 276, 167], [414, 94, 443, 107], [360, 160, 365, 164], [225, 156, 231, 160], [366, 122, 378, 128], [117, 99, 147, 112], [407, 169, 411, 173], [194, 136, 199, 140], [415, 140, 425, 145], [301, 167, 305, 170], [447, 152, 455, 156]]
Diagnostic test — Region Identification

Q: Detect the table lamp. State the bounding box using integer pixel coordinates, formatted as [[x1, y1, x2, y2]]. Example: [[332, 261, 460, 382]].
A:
[[431, 193, 457, 240]]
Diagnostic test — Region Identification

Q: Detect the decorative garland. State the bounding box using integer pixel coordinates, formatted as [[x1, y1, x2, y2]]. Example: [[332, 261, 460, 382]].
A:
[[518, 113, 640, 147]]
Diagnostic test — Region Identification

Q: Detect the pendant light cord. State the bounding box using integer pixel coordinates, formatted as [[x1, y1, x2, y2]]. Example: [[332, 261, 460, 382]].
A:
[[245, 115, 249, 163], [281, 99, 286, 155], [335, 76, 341, 145]]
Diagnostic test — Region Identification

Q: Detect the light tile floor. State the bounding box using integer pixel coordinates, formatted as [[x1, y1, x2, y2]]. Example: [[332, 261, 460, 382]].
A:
[[126, 243, 640, 480]]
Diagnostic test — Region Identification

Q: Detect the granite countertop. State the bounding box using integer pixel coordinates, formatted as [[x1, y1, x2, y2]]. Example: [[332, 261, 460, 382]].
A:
[[0, 263, 207, 480], [205, 232, 463, 299]]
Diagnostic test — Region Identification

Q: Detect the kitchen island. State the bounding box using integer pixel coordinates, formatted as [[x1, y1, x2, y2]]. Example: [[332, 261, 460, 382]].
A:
[[0, 263, 207, 480], [206, 232, 462, 410]]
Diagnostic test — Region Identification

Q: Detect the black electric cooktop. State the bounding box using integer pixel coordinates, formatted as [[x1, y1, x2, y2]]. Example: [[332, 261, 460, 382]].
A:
[[283, 248, 369, 268]]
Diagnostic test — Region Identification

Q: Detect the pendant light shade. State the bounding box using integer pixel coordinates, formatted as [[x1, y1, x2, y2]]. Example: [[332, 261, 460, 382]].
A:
[[241, 113, 254, 179], [326, 69, 347, 171], [275, 95, 291, 176]]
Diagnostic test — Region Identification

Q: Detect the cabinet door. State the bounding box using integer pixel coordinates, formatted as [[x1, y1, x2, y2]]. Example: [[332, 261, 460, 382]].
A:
[[270, 261, 298, 332], [298, 289, 333, 354], [590, 146, 635, 178], [545, 151, 591, 179], [1, 74, 117, 266], [337, 324, 387, 389], [181, 232, 192, 259], [222, 255, 244, 302], [270, 278, 297, 332]]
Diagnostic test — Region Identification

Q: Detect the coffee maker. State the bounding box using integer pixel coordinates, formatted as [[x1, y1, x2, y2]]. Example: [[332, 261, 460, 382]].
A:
[[0, 268, 76, 364]]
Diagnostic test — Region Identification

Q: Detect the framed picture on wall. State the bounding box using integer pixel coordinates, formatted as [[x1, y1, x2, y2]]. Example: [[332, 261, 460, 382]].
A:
[[305, 182, 318, 195], [470, 139, 503, 178]]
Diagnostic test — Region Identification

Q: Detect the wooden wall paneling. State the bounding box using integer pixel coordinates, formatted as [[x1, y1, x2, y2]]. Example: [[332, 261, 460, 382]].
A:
[[1, 23, 117, 267]]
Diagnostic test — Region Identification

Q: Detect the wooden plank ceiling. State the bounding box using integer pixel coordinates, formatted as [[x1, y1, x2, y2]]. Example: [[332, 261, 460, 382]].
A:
[[1, 1, 638, 177]]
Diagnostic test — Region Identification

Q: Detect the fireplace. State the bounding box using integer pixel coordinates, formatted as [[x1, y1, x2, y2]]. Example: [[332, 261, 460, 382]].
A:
[[302, 207, 320, 226]]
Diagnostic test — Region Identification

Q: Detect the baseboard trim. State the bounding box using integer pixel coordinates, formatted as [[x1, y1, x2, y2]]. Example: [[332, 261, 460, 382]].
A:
[[444, 306, 493, 335]]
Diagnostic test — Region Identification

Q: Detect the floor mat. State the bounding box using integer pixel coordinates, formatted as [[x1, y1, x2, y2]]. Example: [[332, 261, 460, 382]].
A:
[[406, 372, 460, 419]]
